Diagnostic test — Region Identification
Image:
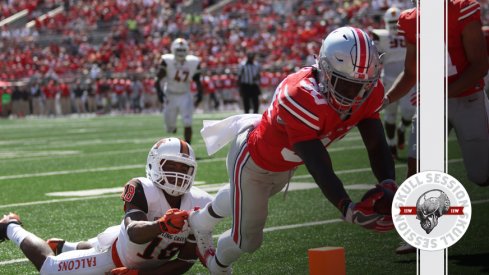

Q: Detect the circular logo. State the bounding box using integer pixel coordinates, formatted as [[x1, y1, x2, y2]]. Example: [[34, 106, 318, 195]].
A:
[[392, 171, 471, 251]]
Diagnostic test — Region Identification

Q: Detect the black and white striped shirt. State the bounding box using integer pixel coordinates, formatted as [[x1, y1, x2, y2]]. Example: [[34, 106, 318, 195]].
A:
[[238, 61, 261, 85]]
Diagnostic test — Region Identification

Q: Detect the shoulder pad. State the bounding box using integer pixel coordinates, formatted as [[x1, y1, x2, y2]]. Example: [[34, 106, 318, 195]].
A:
[[162, 54, 174, 62]]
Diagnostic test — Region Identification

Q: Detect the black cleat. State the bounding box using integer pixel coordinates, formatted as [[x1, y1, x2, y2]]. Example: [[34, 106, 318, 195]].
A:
[[0, 213, 22, 242]]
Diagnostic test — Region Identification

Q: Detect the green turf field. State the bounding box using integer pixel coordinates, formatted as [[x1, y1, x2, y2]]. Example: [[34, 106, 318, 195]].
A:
[[0, 112, 488, 274]]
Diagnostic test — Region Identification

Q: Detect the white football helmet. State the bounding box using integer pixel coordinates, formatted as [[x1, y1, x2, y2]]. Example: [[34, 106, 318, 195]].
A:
[[146, 137, 197, 196], [384, 7, 401, 35], [317, 26, 381, 114], [171, 38, 189, 62]]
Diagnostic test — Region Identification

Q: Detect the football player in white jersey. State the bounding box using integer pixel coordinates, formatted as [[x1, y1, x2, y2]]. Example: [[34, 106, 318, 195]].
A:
[[371, 7, 416, 159], [155, 38, 204, 145], [0, 138, 213, 274]]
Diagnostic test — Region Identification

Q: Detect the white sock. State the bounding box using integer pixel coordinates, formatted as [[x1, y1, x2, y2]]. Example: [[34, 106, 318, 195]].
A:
[[215, 229, 242, 266], [197, 203, 223, 231], [209, 256, 231, 274], [61, 241, 79, 253], [6, 224, 31, 247]]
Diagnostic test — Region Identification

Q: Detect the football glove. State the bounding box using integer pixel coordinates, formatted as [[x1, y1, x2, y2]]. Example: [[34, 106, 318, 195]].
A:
[[343, 187, 394, 232], [158, 208, 189, 234], [108, 267, 138, 275]]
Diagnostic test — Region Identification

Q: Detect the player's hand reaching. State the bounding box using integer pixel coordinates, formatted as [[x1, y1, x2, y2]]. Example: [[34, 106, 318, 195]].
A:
[[158, 208, 189, 234], [108, 267, 138, 275], [342, 187, 394, 232]]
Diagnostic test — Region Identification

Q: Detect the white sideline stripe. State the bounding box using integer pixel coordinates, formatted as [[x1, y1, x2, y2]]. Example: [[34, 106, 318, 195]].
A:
[[0, 158, 226, 181], [0, 144, 364, 162], [0, 258, 29, 266], [0, 151, 80, 158]]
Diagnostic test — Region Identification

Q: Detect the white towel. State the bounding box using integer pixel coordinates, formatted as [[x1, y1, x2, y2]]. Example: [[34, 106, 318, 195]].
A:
[[200, 114, 262, 155]]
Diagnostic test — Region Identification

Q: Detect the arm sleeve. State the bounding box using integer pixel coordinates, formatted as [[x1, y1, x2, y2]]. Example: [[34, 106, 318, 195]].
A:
[[121, 179, 148, 213]]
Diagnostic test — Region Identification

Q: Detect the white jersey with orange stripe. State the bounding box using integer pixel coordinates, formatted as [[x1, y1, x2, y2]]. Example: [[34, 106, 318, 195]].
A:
[[116, 177, 212, 269]]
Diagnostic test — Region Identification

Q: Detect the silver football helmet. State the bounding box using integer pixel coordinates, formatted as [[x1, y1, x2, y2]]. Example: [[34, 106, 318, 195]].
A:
[[146, 137, 196, 196], [384, 7, 401, 35], [317, 26, 381, 114], [171, 38, 189, 62]]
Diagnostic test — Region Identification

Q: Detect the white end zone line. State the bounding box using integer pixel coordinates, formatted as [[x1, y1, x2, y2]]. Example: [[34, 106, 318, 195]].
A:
[[1, 199, 488, 267]]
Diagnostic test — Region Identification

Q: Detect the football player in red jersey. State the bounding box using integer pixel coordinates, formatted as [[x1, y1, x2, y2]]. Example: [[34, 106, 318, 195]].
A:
[[384, 0, 489, 254], [385, 0, 489, 186], [188, 26, 397, 274], [0, 138, 213, 274]]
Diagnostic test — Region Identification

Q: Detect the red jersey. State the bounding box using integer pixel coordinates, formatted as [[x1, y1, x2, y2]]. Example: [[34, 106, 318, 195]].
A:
[[398, 0, 484, 97], [247, 67, 384, 172]]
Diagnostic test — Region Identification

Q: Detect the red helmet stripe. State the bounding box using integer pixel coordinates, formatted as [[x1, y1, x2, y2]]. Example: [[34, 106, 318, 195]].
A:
[[179, 139, 190, 156], [352, 28, 369, 75]]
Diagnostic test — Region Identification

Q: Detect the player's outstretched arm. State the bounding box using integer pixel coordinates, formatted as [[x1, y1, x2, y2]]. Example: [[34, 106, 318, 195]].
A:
[[124, 205, 189, 244], [293, 139, 351, 212]]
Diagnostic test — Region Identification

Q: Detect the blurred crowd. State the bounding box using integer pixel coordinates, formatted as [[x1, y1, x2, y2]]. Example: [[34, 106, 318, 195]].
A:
[[1, 0, 488, 117]]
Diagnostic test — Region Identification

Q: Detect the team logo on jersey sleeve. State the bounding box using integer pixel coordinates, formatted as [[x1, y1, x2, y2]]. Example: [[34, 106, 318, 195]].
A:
[[392, 171, 471, 251]]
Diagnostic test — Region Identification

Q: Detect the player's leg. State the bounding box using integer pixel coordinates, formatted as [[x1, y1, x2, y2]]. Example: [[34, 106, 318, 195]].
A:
[[47, 238, 95, 255], [398, 90, 416, 150], [39, 246, 116, 274], [190, 130, 252, 271], [406, 115, 417, 178], [0, 213, 54, 270], [163, 94, 178, 134], [383, 101, 399, 159], [181, 92, 194, 144], [240, 85, 251, 113], [449, 92, 489, 186], [214, 141, 292, 271], [251, 86, 260, 114]]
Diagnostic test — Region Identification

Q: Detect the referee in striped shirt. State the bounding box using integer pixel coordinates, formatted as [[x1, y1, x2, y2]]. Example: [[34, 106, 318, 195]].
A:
[[237, 52, 261, 113]]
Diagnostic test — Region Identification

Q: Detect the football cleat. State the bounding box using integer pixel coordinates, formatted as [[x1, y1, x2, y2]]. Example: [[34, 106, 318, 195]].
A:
[[0, 213, 22, 242], [397, 128, 405, 150], [47, 238, 66, 255], [188, 210, 215, 266], [395, 242, 416, 255]]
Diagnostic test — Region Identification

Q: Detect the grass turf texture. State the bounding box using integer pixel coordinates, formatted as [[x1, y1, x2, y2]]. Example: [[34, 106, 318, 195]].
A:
[[0, 112, 487, 274]]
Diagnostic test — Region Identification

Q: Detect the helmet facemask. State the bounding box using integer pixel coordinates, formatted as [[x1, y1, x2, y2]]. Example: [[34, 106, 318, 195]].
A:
[[146, 138, 197, 196], [174, 47, 188, 62], [171, 38, 189, 63], [318, 58, 377, 115]]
